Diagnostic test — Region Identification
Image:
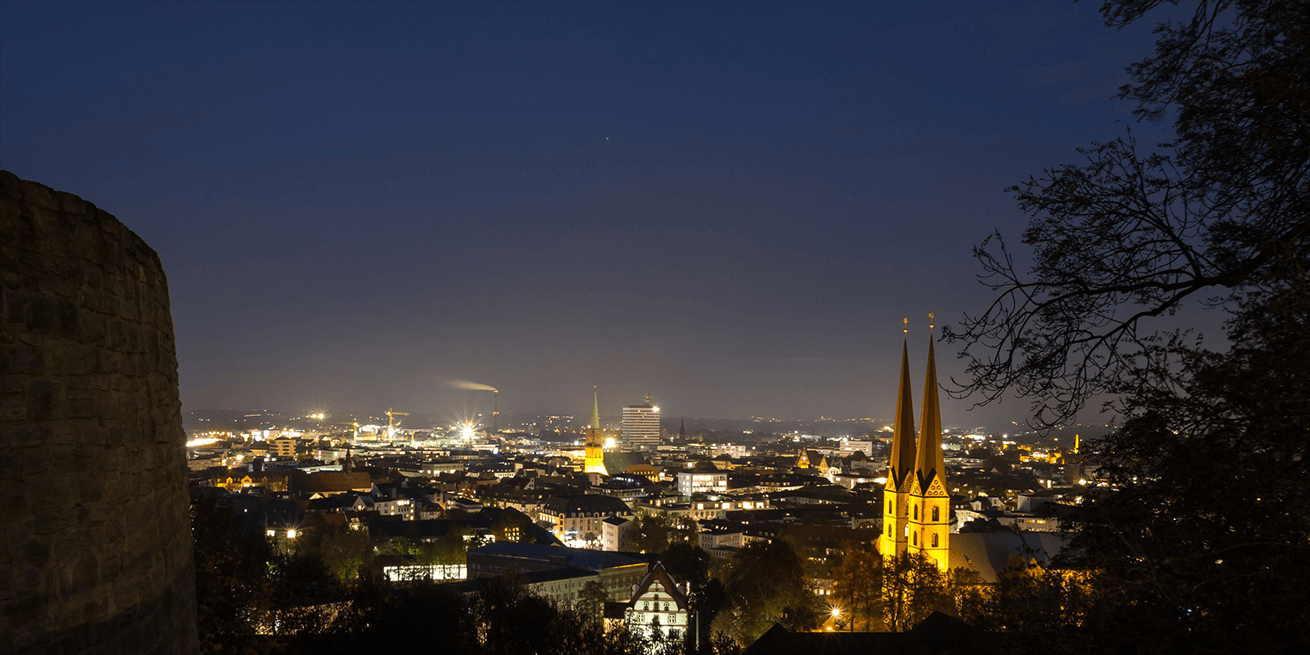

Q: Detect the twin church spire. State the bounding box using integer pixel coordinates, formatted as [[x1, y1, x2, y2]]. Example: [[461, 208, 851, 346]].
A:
[[879, 314, 950, 570]]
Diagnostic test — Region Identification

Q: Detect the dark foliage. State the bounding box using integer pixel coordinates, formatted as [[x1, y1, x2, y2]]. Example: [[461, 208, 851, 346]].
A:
[[661, 544, 729, 653], [945, 0, 1310, 427], [191, 492, 277, 655], [1064, 284, 1310, 654], [714, 540, 818, 646], [945, 1, 1310, 652]]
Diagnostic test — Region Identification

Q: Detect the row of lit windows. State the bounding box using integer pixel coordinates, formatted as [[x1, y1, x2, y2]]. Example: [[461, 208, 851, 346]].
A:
[[886, 500, 942, 522], [883, 524, 942, 549]]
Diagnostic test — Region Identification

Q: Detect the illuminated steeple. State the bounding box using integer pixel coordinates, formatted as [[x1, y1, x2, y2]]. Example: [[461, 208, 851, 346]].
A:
[[585, 386, 606, 474], [879, 318, 917, 558], [914, 322, 945, 491], [890, 334, 918, 490]]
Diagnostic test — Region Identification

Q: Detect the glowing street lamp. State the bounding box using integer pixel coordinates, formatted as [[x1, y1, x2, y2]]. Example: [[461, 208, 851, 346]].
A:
[[829, 604, 851, 632]]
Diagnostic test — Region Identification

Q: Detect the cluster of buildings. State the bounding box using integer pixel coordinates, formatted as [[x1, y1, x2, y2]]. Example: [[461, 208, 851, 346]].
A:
[[187, 337, 1094, 641]]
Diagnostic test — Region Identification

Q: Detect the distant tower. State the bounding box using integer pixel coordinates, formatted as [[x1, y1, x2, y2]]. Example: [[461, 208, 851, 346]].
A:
[[585, 386, 606, 474], [678, 417, 686, 442], [907, 313, 950, 570], [1063, 433, 1085, 484], [622, 394, 661, 451], [879, 318, 917, 559]]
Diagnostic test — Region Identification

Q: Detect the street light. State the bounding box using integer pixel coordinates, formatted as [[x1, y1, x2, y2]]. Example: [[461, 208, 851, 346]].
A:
[[829, 604, 851, 632]]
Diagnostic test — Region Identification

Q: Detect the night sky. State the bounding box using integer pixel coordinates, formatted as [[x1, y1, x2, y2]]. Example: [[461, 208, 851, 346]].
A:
[[1, 1, 1180, 428]]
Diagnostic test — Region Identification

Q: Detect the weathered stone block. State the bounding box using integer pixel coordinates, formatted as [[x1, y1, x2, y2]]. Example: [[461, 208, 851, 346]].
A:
[[24, 379, 62, 420], [3, 289, 25, 323], [0, 393, 27, 420], [0, 340, 44, 374], [64, 390, 101, 418], [25, 288, 53, 333]]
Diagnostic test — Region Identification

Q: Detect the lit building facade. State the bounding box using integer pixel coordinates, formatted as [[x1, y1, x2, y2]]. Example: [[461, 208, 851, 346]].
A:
[[622, 394, 660, 451], [271, 437, 298, 458], [676, 471, 727, 496], [624, 562, 689, 640], [538, 494, 631, 545]]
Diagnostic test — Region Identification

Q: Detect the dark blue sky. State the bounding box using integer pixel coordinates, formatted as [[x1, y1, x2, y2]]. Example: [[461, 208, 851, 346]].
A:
[[1, 1, 1182, 428]]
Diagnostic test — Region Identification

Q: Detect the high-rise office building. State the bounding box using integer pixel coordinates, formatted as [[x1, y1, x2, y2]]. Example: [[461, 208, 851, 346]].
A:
[[622, 394, 661, 451]]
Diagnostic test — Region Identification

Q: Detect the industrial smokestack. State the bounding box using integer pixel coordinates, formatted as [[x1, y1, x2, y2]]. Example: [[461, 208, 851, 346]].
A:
[[451, 381, 498, 432]]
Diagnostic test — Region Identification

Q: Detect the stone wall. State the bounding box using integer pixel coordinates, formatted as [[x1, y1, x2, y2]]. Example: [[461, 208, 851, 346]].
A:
[[0, 171, 199, 654]]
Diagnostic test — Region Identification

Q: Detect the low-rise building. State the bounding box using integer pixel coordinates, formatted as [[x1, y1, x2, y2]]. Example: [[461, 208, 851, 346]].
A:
[[602, 516, 632, 552], [467, 542, 647, 601], [538, 494, 631, 544], [698, 529, 743, 551], [624, 562, 689, 640], [524, 568, 600, 607]]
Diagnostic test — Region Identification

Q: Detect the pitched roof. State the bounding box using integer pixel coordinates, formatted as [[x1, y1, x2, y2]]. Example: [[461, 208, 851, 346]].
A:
[[626, 562, 687, 608], [368, 518, 492, 540], [469, 542, 645, 572], [949, 532, 1069, 582], [743, 612, 993, 655], [543, 493, 631, 515], [603, 451, 651, 476], [289, 469, 374, 494]]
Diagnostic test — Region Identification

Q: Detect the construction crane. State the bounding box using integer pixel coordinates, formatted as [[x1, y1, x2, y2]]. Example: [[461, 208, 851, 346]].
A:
[[386, 408, 409, 440]]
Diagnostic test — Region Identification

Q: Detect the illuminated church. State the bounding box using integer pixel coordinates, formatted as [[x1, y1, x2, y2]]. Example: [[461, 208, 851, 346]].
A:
[[878, 316, 950, 570]]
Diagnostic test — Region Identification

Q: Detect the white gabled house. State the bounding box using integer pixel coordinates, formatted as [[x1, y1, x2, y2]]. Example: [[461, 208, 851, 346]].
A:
[[624, 562, 690, 640]]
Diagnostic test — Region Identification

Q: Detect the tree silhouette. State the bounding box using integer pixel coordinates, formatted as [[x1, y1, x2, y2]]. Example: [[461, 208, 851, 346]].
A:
[[948, 1, 1310, 652], [946, 0, 1310, 428], [715, 540, 817, 645]]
